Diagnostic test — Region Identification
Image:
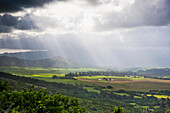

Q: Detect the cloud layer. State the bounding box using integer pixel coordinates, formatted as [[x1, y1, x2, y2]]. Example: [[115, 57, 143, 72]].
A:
[[93, 0, 170, 30], [0, 0, 170, 33], [0, 14, 37, 33], [0, 0, 67, 33], [0, 0, 66, 13], [27, 0, 170, 34]]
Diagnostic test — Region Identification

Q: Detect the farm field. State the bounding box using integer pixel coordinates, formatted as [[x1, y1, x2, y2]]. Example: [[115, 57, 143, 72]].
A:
[[76, 76, 170, 92], [1, 66, 170, 95], [0, 66, 102, 88], [0, 66, 104, 77]]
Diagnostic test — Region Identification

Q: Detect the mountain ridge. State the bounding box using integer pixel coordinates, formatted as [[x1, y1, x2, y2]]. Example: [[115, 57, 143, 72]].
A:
[[0, 56, 77, 68]]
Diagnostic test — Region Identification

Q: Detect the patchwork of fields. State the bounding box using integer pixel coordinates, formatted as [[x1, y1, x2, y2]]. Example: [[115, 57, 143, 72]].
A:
[[76, 76, 170, 91], [0, 66, 170, 99]]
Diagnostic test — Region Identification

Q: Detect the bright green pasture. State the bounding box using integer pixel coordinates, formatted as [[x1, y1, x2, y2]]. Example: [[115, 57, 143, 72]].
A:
[[130, 103, 136, 106], [114, 93, 129, 96], [134, 96, 142, 98]]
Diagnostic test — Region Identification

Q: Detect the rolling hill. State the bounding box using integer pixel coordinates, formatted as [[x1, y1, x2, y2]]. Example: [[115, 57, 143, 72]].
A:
[[0, 56, 77, 68]]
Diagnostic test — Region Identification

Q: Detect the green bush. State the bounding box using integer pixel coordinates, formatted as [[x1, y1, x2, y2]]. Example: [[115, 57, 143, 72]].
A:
[[110, 106, 124, 113], [0, 80, 85, 113]]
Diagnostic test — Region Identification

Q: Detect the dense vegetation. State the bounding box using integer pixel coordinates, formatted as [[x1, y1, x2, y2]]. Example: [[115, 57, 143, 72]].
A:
[[0, 80, 85, 113], [65, 71, 137, 77]]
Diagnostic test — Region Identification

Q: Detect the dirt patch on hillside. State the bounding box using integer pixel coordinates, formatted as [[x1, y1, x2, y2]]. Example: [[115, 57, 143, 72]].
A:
[[77, 78, 170, 91]]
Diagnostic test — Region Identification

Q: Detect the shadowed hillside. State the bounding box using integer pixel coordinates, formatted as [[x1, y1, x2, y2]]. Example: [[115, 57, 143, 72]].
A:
[[0, 56, 77, 68]]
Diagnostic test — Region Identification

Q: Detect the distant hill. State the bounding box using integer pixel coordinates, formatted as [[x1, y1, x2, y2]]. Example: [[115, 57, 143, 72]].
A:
[[0, 51, 52, 60], [0, 51, 96, 66], [0, 56, 77, 68], [137, 68, 170, 76]]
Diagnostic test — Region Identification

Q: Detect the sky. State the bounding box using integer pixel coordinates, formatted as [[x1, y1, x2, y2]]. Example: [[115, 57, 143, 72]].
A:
[[0, 0, 170, 67]]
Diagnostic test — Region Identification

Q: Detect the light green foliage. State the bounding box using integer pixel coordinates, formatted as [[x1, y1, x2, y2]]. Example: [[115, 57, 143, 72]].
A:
[[111, 106, 124, 113], [0, 80, 85, 113], [166, 110, 170, 113]]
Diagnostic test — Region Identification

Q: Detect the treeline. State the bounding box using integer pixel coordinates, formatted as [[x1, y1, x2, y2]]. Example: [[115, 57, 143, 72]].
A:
[[144, 76, 170, 80], [52, 75, 76, 80], [65, 71, 138, 77]]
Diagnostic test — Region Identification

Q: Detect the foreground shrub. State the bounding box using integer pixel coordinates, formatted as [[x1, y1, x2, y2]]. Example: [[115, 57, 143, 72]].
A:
[[0, 80, 85, 113]]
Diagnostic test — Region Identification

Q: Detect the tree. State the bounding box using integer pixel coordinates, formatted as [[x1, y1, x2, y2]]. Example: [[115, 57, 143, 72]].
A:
[[0, 80, 85, 113], [0, 80, 11, 91]]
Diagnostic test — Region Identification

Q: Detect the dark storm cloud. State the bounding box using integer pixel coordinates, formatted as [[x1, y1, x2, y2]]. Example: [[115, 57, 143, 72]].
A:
[[0, 14, 37, 33], [0, 0, 67, 13], [0, 0, 67, 33]]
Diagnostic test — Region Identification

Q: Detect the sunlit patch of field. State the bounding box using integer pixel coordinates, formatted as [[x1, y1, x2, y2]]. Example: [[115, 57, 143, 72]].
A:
[[147, 94, 170, 99], [114, 93, 130, 96], [32, 74, 65, 78], [134, 96, 142, 98], [130, 103, 136, 106]]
